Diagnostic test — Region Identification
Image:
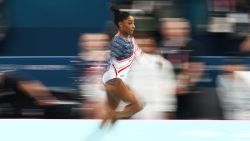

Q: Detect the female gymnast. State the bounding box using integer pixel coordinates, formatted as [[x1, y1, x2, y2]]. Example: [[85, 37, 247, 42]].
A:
[[101, 5, 144, 127]]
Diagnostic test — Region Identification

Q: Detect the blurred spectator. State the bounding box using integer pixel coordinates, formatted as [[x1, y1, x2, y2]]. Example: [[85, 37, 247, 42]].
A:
[[239, 36, 250, 55], [126, 36, 176, 119], [175, 58, 223, 119], [78, 33, 109, 118], [235, 0, 250, 12], [154, 0, 186, 18], [216, 58, 250, 120], [227, 35, 250, 56], [159, 18, 204, 72], [0, 71, 63, 118], [78, 33, 109, 62], [207, 0, 250, 55], [208, 0, 249, 13], [175, 60, 202, 119]]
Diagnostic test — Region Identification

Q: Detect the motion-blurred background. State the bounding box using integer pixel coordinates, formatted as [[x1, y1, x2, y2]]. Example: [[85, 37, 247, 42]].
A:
[[0, 0, 250, 120]]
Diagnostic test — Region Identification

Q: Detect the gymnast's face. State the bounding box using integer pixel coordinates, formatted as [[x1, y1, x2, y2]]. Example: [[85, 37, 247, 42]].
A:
[[119, 16, 135, 35]]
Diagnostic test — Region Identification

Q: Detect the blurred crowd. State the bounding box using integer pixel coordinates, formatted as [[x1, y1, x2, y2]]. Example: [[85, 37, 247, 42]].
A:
[[78, 0, 250, 120], [1, 0, 250, 120]]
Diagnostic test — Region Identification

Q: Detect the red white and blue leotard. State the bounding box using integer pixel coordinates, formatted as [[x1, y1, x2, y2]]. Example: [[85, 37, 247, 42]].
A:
[[103, 35, 142, 83]]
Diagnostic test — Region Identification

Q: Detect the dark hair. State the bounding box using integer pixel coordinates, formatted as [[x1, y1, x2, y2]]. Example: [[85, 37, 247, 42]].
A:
[[110, 5, 130, 28]]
